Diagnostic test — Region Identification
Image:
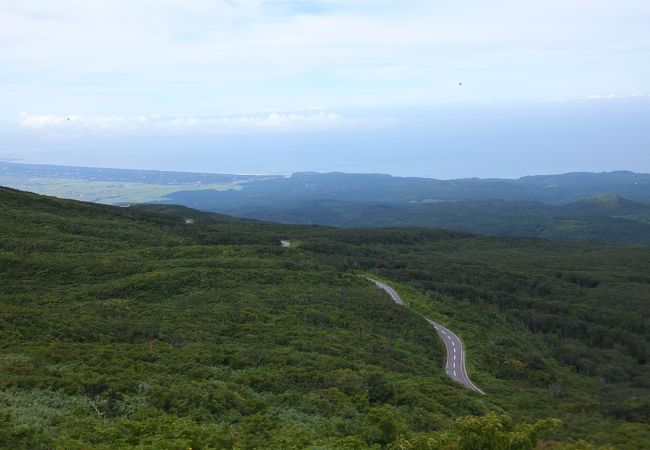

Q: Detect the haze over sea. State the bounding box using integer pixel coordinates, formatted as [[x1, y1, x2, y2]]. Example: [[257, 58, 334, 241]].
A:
[[4, 98, 649, 179]]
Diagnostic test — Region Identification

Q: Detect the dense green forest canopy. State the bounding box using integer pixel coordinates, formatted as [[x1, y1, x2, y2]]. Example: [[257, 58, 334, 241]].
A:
[[160, 172, 650, 245], [4, 162, 649, 204], [164, 170, 650, 206], [1, 186, 648, 449], [205, 195, 650, 246]]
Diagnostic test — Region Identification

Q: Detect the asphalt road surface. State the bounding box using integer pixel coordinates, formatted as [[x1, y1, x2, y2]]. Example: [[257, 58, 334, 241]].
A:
[[367, 277, 485, 394]]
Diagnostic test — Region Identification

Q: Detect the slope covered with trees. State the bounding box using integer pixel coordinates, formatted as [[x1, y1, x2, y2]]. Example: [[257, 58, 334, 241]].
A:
[[160, 172, 650, 245], [164, 171, 650, 206], [4, 162, 650, 245], [211, 195, 650, 245], [1, 187, 648, 449]]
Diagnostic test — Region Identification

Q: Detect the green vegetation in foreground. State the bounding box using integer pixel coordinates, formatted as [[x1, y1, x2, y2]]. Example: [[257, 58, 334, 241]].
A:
[[1, 187, 648, 449], [0, 175, 241, 204]]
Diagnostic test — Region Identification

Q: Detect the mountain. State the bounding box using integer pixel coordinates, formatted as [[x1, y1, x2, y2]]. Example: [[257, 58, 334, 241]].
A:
[[1, 186, 648, 448], [518, 172, 650, 203], [163, 170, 650, 207], [558, 193, 650, 217], [158, 171, 650, 245], [3, 162, 650, 245], [3, 161, 650, 205]]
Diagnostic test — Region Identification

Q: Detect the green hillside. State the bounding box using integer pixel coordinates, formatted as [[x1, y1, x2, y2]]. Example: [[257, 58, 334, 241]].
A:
[[1, 187, 648, 449], [215, 196, 650, 246], [4, 163, 650, 245]]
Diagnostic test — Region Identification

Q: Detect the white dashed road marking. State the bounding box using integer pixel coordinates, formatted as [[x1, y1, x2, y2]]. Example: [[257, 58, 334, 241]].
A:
[[366, 277, 485, 395]]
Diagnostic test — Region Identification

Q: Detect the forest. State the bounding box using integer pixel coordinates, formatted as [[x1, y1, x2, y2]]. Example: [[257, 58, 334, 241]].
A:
[[1, 187, 648, 449], [206, 195, 650, 246], [4, 162, 650, 245]]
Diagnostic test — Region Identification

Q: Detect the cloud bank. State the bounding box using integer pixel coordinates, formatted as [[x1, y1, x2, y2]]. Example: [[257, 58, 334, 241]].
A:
[[546, 93, 650, 102], [19, 112, 394, 135]]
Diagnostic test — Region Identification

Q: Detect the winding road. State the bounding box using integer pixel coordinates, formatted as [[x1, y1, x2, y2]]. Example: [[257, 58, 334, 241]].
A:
[[367, 278, 485, 395]]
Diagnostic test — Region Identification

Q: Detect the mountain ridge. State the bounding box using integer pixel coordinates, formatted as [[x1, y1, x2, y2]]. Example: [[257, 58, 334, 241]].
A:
[[3, 162, 650, 246]]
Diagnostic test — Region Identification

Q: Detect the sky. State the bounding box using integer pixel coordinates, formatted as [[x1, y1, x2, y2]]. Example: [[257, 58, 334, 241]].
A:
[[1, 0, 649, 178]]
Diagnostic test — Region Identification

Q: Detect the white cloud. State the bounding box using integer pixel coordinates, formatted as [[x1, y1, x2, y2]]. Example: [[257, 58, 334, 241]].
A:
[[545, 93, 649, 102], [19, 112, 394, 135], [583, 93, 649, 100]]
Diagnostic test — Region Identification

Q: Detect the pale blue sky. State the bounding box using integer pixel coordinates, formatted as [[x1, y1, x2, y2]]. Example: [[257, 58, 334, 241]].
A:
[[1, 1, 649, 176]]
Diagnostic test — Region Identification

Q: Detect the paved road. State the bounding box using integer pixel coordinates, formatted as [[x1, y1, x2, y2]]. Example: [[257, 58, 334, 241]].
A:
[[368, 279, 405, 305], [367, 277, 485, 394]]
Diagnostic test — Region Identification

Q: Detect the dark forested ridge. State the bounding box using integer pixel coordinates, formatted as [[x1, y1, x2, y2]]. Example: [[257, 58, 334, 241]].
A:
[[206, 195, 650, 246], [3, 162, 650, 245], [161, 171, 650, 245], [1, 186, 649, 449], [166, 171, 650, 209], [165, 170, 650, 206]]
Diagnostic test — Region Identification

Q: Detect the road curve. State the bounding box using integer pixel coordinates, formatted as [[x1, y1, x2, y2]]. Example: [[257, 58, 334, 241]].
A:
[[367, 277, 485, 395]]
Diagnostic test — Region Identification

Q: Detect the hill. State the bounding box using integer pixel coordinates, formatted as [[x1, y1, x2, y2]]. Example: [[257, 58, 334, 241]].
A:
[[3, 162, 650, 245], [1, 187, 649, 448], [203, 195, 650, 245], [163, 170, 650, 207], [159, 171, 650, 245]]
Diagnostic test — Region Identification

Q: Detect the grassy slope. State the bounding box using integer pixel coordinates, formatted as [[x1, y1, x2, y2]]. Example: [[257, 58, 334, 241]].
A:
[[0, 187, 648, 449]]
